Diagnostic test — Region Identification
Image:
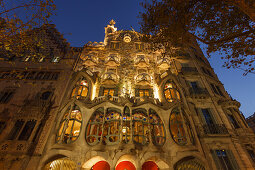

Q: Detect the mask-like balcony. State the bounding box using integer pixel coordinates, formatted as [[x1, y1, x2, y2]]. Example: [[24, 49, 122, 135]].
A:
[[157, 56, 171, 69], [105, 54, 120, 67], [135, 73, 152, 85], [134, 55, 149, 68], [101, 72, 119, 84], [81, 54, 98, 67]]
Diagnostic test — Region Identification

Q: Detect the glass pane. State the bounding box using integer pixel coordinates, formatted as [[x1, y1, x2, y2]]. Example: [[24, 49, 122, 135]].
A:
[[81, 87, 88, 97]]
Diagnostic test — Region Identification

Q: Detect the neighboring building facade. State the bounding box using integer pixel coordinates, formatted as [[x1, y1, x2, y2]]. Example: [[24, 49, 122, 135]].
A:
[[247, 113, 255, 133], [0, 21, 255, 170]]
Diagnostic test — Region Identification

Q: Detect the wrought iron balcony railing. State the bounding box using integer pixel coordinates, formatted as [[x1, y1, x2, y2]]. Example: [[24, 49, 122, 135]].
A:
[[181, 67, 198, 73], [189, 87, 209, 95], [203, 124, 228, 135]]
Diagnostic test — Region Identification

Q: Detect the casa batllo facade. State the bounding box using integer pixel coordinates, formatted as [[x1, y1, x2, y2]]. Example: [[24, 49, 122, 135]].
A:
[[0, 21, 255, 170]]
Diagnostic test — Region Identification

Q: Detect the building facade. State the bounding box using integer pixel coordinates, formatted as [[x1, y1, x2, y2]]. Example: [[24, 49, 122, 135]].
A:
[[0, 21, 255, 170], [246, 113, 255, 133]]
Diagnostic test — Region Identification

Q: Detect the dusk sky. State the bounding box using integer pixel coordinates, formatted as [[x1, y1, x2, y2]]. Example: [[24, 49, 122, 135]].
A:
[[51, 0, 254, 118]]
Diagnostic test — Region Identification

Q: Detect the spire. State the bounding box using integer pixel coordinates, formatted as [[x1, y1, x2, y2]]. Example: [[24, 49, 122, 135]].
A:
[[109, 19, 116, 26]]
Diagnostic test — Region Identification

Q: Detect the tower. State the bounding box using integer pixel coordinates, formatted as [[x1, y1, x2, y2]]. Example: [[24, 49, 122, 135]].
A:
[[0, 21, 255, 170]]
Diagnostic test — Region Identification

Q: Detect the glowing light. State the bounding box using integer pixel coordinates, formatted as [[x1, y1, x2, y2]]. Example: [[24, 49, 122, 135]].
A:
[[92, 83, 97, 100], [153, 84, 160, 100], [122, 128, 127, 133]]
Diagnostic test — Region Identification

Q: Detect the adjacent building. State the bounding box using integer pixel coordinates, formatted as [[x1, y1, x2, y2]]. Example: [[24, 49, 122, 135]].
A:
[[0, 21, 255, 170], [247, 113, 255, 133]]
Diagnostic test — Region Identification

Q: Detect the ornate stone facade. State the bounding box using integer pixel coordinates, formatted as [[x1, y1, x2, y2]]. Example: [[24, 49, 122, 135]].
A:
[[0, 21, 255, 170]]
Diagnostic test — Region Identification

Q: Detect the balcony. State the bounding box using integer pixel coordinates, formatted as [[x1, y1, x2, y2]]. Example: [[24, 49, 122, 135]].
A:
[[105, 54, 120, 67], [157, 56, 171, 69], [181, 67, 198, 74], [134, 55, 149, 68], [80, 54, 98, 67], [101, 72, 119, 84], [203, 124, 228, 135], [135, 73, 152, 85], [173, 51, 190, 60]]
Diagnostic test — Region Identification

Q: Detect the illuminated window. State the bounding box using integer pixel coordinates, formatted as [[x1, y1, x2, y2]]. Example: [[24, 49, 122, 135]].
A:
[[132, 109, 149, 145], [43, 158, 77, 170], [164, 80, 180, 102], [149, 109, 166, 146], [56, 105, 82, 144], [139, 89, 149, 97], [86, 108, 104, 145], [71, 77, 89, 99], [103, 108, 121, 145], [211, 150, 239, 170], [169, 108, 187, 145], [103, 88, 115, 97], [122, 107, 131, 143]]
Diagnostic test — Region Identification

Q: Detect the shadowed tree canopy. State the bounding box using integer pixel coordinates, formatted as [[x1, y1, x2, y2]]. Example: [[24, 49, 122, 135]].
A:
[[139, 0, 255, 75], [0, 0, 56, 60]]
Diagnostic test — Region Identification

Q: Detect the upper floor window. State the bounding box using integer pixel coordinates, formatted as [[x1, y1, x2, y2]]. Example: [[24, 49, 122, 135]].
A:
[[8, 119, 37, 141], [169, 108, 187, 145], [56, 105, 82, 144], [228, 114, 240, 129], [71, 77, 89, 99], [164, 80, 180, 102], [52, 56, 60, 63], [135, 43, 144, 50], [210, 84, 224, 96], [211, 150, 239, 170], [0, 89, 15, 104]]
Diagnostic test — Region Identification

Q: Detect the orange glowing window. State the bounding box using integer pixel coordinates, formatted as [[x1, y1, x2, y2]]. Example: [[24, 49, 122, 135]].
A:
[[71, 77, 89, 99], [164, 80, 180, 102]]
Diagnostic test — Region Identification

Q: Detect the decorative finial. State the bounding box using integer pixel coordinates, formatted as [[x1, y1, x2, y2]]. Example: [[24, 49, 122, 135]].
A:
[[109, 19, 116, 26]]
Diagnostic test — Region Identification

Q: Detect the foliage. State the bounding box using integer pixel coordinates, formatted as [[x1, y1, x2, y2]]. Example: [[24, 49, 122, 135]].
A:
[[139, 0, 255, 75], [0, 0, 56, 60]]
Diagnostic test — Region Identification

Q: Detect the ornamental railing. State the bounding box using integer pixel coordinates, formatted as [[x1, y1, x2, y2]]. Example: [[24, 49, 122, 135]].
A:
[[181, 67, 198, 73], [189, 87, 209, 95], [203, 124, 228, 135]]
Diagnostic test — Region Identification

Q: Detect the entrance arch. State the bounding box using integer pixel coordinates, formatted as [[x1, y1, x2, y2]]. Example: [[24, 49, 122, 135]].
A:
[[92, 161, 110, 170], [116, 161, 136, 170], [142, 161, 158, 170]]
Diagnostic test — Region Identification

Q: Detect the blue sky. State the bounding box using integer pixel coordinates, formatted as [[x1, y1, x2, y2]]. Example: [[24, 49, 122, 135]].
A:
[[51, 0, 254, 117]]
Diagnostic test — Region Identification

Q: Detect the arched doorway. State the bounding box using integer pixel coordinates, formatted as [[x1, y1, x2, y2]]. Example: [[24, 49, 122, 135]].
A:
[[116, 161, 136, 170], [142, 161, 158, 170], [174, 157, 205, 170], [92, 161, 110, 170]]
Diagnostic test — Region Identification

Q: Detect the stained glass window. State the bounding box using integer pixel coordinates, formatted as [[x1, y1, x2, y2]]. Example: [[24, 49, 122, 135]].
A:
[[103, 108, 121, 145], [86, 108, 104, 145], [169, 108, 187, 145], [132, 109, 149, 145], [122, 106, 131, 143], [56, 105, 82, 144], [149, 109, 166, 146], [71, 77, 89, 99], [164, 80, 180, 102]]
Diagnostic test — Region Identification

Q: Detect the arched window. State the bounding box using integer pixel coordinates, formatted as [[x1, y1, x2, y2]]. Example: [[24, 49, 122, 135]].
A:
[[174, 157, 205, 170], [43, 158, 77, 170], [86, 108, 104, 145], [56, 105, 82, 144], [132, 109, 149, 145], [71, 77, 89, 99], [164, 80, 180, 102], [103, 108, 121, 145], [149, 109, 166, 146], [169, 108, 187, 145], [122, 106, 131, 143]]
